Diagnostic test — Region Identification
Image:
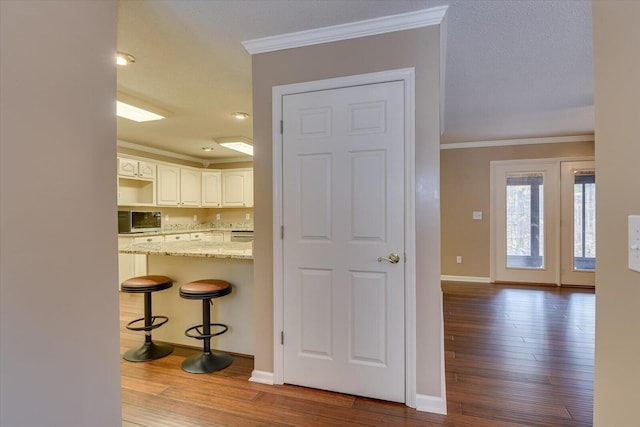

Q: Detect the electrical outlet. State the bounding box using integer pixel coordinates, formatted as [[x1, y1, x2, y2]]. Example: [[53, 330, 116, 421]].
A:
[[215, 213, 221, 220], [193, 215, 197, 222], [456, 256, 463, 264], [473, 211, 483, 220], [165, 215, 170, 222], [245, 213, 251, 220]]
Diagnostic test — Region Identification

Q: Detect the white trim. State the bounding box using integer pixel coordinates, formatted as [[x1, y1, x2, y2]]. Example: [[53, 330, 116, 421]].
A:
[[248, 370, 274, 385], [416, 394, 447, 415], [403, 69, 417, 410], [441, 275, 491, 283], [440, 134, 594, 151], [116, 140, 250, 166], [272, 68, 418, 407], [242, 6, 448, 55], [490, 156, 595, 167], [439, 13, 448, 135]]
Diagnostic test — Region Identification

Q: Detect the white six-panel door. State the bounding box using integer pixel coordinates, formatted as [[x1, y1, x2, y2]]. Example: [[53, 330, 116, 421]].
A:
[[282, 81, 406, 402]]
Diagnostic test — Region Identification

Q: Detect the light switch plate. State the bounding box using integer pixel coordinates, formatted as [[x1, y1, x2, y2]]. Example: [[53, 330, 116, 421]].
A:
[[473, 211, 483, 220], [630, 215, 640, 273]]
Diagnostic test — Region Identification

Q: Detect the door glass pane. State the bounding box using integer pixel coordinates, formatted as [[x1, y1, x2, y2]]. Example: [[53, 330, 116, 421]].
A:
[[573, 171, 596, 270], [506, 172, 544, 269]]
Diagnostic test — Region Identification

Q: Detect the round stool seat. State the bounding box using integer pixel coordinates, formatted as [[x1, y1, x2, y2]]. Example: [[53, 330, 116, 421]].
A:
[[180, 279, 231, 300], [121, 275, 173, 293]]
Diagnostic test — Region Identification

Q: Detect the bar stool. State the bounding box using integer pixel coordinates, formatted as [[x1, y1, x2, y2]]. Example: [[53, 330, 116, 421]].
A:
[[121, 275, 174, 362], [179, 279, 233, 373]]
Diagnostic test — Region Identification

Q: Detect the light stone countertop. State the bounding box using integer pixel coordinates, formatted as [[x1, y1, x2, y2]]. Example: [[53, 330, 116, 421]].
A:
[[118, 240, 253, 260], [118, 226, 253, 238]]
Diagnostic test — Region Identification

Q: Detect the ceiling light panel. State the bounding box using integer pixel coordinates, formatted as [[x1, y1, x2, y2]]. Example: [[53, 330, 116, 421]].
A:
[[219, 142, 253, 156], [116, 101, 165, 122]]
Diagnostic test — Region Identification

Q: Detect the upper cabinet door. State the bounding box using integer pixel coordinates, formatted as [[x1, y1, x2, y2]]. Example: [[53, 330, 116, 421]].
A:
[[243, 169, 254, 207], [157, 164, 181, 206], [222, 170, 253, 207], [202, 171, 222, 207], [118, 158, 156, 179], [118, 158, 138, 177], [137, 161, 156, 179], [180, 168, 201, 206]]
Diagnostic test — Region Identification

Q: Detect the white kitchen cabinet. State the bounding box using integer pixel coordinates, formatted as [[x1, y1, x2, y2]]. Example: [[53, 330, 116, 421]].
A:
[[201, 171, 222, 207], [221, 169, 253, 207], [157, 164, 181, 206], [117, 158, 156, 206], [118, 236, 154, 289], [157, 164, 201, 206], [164, 233, 190, 242], [118, 157, 156, 179], [180, 168, 201, 206], [133, 235, 164, 244]]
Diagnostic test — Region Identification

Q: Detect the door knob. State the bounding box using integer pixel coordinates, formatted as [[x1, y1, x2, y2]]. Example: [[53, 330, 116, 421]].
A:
[[377, 253, 400, 264]]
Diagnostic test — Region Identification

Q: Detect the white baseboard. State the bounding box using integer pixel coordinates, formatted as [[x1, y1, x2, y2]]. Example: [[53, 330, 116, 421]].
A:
[[441, 275, 491, 283], [416, 394, 447, 415], [249, 370, 275, 385]]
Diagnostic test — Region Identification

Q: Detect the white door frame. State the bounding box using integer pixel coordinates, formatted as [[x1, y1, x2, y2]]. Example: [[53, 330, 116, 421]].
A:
[[272, 68, 417, 407], [490, 156, 595, 285]]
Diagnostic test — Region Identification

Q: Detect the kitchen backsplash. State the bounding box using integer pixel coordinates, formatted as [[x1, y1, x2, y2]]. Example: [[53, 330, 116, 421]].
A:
[[118, 206, 254, 230]]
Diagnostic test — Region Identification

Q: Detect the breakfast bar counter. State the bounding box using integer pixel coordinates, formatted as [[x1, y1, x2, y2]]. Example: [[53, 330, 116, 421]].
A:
[[118, 240, 254, 356], [118, 240, 253, 259]]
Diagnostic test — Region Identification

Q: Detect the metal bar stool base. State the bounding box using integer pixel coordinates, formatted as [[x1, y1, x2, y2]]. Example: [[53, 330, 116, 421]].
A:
[[181, 351, 233, 374], [123, 341, 174, 362]]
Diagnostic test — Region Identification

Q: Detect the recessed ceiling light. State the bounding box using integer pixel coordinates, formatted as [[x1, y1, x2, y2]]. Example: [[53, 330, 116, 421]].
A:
[[116, 52, 136, 66], [215, 136, 253, 156], [232, 112, 249, 120], [202, 147, 215, 152]]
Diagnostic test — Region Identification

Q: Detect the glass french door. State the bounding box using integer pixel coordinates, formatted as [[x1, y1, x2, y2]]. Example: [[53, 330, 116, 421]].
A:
[[492, 159, 596, 286], [560, 161, 596, 286], [492, 161, 559, 284]]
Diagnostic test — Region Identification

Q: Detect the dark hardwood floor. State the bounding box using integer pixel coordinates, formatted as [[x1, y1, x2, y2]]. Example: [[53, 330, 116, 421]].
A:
[[120, 282, 595, 426]]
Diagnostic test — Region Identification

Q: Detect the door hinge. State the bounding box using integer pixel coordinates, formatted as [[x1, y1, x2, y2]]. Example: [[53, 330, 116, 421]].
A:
[[280, 120, 283, 134], [281, 225, 284, 239], [281, 331, 284, 345]]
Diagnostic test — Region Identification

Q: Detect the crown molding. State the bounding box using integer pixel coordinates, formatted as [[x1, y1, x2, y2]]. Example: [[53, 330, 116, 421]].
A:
[[440, 134, 595, 150], [116, 140, 250, 166], [242, 6, 448, 55]]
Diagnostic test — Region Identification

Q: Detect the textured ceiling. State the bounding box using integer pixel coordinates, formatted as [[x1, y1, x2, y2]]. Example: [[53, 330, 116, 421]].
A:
[[116, 0, 594, 161]]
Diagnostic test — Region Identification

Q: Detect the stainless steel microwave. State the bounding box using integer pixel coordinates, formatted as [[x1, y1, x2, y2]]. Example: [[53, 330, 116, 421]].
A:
[[118, 211, 161, 233]]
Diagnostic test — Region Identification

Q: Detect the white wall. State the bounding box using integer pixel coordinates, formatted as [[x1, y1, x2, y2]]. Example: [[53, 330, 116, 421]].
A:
[[0, 1, 122, 426], [592, 2, 640, 425]]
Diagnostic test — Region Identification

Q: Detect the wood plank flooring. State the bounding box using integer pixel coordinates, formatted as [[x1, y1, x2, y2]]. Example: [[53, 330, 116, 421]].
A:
[[120, 282, 594, 426]]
